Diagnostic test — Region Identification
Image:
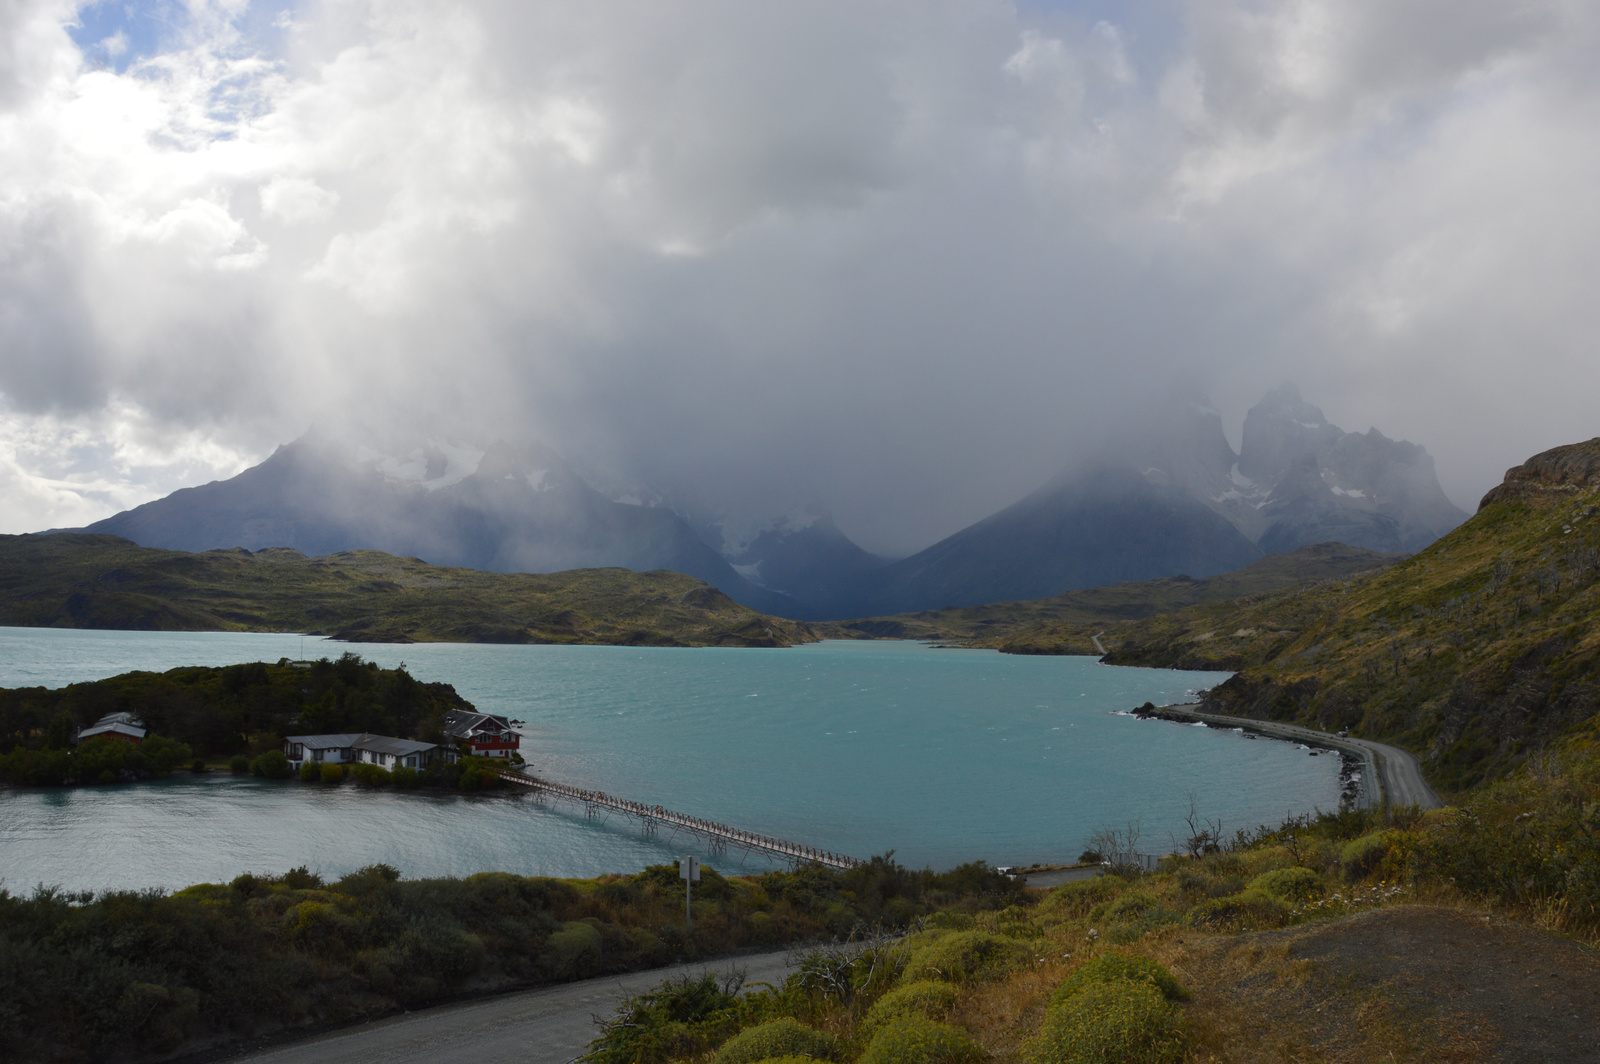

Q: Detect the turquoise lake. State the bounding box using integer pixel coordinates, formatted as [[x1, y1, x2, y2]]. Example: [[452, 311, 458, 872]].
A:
[[0, 628, 1344, 891]]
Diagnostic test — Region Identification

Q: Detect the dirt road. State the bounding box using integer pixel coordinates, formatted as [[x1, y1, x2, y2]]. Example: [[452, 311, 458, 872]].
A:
[[223, 950, 801, 1064], [1155, 704, 1442, 811]]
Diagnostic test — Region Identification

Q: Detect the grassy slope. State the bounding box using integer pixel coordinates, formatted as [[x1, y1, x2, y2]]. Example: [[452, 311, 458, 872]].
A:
[[0, 534, 816, 648], [1100, 440, 1600, 792], [817, 543, 1404, 652]]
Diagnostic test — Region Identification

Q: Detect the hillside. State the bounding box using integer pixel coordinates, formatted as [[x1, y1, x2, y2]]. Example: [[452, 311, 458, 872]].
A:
[[822, 543, 1405, 650], [1095, 438, 1600, 792], [0, 534, 816, 648]]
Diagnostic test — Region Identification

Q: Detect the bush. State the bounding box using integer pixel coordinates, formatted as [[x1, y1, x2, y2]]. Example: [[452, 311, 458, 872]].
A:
[[584, 974, 744, 1064], [858, 1017, 983, 1064], [351, 762, 391, 788], [1248, 866, 1324, 903], [1185, 890, 1289, 929], [900, 930, 1034, 984], [136, 734, 193, 777], [1094, 890, 1160, 922], [1052, 953, 1186, 1006], [251, 750, 292, 779], [715, 1018, 838, 1064], [300, 762, 320, 782], [190, 758, 208, 773], [391, 765, 422, 788], [1028, 981, 1184, 1064], [229, 754, 250, 774], [541, 921, 604, 979], [1039, 876, 1125, 919], [1339, 832, 1391, 881], [320, 762, 345, 784], [863, 979, 959, 1031]]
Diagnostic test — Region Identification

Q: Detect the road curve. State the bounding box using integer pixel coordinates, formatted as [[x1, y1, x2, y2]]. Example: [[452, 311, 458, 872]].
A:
[[221, 949, 803, 1064], [1153, 704, 1442, 811]]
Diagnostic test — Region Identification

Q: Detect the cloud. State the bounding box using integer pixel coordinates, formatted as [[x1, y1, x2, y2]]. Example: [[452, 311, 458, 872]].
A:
[[1, 0, 1597, 550]]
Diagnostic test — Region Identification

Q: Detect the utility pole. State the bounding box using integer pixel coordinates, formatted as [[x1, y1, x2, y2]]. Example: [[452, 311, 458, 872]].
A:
[[679, 855, 700, 929]]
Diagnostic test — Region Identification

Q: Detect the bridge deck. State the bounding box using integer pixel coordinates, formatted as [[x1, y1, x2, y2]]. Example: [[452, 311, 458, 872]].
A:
[[498, 771, 862, 871]]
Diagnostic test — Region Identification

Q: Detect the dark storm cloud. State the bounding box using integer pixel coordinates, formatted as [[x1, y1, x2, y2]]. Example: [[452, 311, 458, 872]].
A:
[[1, 0, 1598, 548]]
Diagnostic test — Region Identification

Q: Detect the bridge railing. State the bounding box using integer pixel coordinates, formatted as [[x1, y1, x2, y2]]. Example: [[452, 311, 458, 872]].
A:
[[498, 771, 861, 870]]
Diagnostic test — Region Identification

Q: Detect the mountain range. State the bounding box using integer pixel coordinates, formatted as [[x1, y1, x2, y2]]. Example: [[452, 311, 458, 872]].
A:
[[80, 385, 1466, 620]]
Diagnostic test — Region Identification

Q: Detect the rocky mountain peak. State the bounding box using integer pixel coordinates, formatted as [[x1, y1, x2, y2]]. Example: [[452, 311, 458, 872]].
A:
[[1238, 383, 1343, 483], [1479, 437, 1600, 510]]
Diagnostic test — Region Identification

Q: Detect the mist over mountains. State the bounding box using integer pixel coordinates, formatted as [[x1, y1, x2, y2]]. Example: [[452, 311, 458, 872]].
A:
[[80, 385, 1464, 621]]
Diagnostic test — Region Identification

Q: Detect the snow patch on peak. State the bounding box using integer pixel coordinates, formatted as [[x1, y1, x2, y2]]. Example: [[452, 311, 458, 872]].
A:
[[717, 509, 827, 555], [525, 469, 550, 492], [359, 441, 484, 491]]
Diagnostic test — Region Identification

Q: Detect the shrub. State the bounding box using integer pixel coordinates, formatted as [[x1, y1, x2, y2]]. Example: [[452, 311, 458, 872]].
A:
[[864, 980, 959, 1031], [900, 930, 1034, 984], [542, 921, 604, 979], [1185, 890, 1289, 929], [1039, 876, 1125, 919], [190, 758, 207, 773], [1094, 890, 1160, 922], [1028, 981, 1184, 1064], [858, 1017, 983, 1064], [320, 762, 345, 784], [351, 762, 391, 788], [1052, 953, 1186, 1006], [1248, 866, 1324, 903], [1339, 832, 1391, 881], [715, 1018, 838, 1064], [299, 762, 320, 782], [391, 765, 421, 788], [229, 754, 250, 774], [250, 750, 291, 779], [584, 973, 744, 1064]]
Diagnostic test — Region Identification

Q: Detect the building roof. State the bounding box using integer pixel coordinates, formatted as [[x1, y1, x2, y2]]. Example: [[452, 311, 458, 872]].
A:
[[442, 709, 514, 739], [285, 733, 365, 749], [353, 735, 438, 757], [285, 733, 440, 757], [78, 720, 148, 741]]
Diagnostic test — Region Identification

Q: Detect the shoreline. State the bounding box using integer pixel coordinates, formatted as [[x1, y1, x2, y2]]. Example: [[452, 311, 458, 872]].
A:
[[1134, 702, 1442, 811]]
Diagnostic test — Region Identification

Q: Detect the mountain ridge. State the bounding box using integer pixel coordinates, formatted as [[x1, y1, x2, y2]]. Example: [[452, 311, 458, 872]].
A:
[[0, 533, 817, 647]]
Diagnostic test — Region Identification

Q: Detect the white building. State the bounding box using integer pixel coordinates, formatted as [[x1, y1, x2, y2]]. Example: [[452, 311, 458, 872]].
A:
[[283, 732, 453, 771]]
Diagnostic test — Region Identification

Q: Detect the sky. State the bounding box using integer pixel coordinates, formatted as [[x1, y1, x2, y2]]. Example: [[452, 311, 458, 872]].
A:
[[1, 0, 1598, 556]]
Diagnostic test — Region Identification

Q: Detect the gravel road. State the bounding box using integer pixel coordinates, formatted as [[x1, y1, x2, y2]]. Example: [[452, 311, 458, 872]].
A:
[[1157, 704, 1442, 810], [223, 950, 802, 1064]]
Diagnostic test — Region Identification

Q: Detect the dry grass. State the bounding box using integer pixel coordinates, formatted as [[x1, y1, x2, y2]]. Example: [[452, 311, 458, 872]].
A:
[[955, 961, 1066, 1062]]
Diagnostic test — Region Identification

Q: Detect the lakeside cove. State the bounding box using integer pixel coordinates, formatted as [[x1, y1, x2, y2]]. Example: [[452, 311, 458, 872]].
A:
[[0, 631, 1348, 889]]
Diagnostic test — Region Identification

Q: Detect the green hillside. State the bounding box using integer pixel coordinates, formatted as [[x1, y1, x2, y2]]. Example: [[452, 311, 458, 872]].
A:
[[820, 543, 1403, 651], [0, 534, 816, 648], [1097, 439, 1600, 792]]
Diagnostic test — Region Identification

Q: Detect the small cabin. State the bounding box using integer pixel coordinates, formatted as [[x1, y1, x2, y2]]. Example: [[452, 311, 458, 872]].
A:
[[76, 712, 147, 745]]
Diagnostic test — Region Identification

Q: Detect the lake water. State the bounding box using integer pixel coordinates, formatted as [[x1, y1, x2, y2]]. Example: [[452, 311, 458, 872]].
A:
[[0, 629, 1343, 892]]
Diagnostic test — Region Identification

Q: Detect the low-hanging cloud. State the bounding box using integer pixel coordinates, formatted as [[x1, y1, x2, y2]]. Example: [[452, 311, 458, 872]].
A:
[[1, 0, 1597, 554]]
